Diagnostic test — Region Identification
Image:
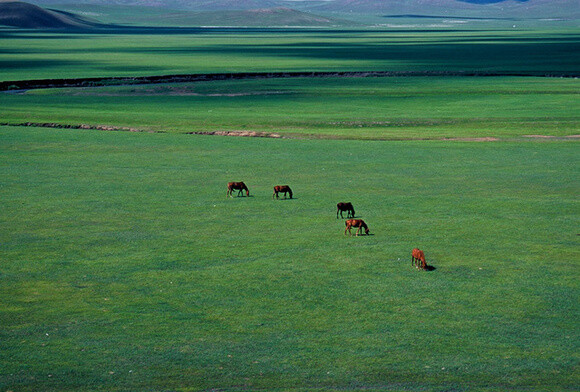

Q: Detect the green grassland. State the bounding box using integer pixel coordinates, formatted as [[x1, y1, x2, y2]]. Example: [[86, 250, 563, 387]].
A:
[[1, 29, 579, 82], [1, 26, 579, 391], [2, 76, 579, 139], [1, 125, 578, 391]]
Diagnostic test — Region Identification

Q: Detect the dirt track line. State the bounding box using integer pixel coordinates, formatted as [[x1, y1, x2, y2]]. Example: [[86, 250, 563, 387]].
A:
[[1, 70, 578, 92], [2, 122, 578, 141]]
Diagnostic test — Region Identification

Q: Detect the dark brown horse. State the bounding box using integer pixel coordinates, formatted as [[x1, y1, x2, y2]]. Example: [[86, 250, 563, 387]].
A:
[[337, 202, 355, 219], [227, 182, 249, 197], [411, 248, 427, 269], [345, 219, 369, 236], [273, 185, 293, 199]]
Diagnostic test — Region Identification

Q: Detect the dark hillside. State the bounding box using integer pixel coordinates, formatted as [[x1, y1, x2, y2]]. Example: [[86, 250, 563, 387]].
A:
[[0, 0, 99, 28], [134, 7, 350, 27]]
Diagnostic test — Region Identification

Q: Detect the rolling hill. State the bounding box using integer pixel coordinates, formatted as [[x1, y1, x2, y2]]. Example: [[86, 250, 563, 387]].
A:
[[310, 0, 579, 18], [0, 0, 100, 28], [11, 0, 579, 28], [115, 7, 351, 27], [8, 1, 351, 28], [26, 0, 580, 20]]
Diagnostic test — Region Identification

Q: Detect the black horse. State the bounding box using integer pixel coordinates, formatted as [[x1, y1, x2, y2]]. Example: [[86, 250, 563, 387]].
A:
[[337, 202, 355, 219]]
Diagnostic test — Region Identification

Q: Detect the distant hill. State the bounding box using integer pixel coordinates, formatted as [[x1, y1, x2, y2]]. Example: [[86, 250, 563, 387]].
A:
[[120, 7, 352, 27], [307, 0, 579, 19], [21, 0, 580, 26], [0, 0, 100, 28], [27, 0, 580, 18], [459, 0, 529, 3]]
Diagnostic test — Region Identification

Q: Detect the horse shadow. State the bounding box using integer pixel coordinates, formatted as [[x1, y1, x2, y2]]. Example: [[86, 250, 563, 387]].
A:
[[423, 265, 436, 272]]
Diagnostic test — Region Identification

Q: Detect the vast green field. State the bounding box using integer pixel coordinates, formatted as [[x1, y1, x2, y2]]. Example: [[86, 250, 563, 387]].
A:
[[1, 27, 579, 391], [1, 29, 579, 82], [2, 76, 579, 139], [1, 126, 578, 391]]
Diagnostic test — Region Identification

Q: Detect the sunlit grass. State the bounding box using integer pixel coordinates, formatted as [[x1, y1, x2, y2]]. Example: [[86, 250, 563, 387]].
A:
[[1, 76, 578, 139], [1, 126, 578, 391], [0, 29, 578, 81]]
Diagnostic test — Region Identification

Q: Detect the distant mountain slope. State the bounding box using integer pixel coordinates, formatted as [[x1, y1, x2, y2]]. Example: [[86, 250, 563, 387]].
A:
[[459, 0, 529, 3], [310, 0, 579, 18], [23, 0, 580, 22], [125, 7, 351, 27], [26, 0, 286, 10], [0, 0, 99, 28]]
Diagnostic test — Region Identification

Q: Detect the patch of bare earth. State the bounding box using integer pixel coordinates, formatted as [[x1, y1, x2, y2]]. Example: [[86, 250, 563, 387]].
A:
[[187, 130, 283, 138], [523, 135, 580, 139], [442, 137, 500, 142]]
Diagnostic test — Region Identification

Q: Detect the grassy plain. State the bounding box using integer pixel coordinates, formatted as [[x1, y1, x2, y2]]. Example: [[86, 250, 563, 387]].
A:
[[1, 125, 578, 391], [0, 29, 579, 82], [0, 26, 579, 391], [2, 76, 579, 139]]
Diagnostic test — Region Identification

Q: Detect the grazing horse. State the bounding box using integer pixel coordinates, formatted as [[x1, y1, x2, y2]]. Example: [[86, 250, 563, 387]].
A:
[[273, 185, 293, 199], [345, 219, 369, 236], [411, 248, 427, 269], [337, 202, 355, 219], [227, 182, 249, 197]]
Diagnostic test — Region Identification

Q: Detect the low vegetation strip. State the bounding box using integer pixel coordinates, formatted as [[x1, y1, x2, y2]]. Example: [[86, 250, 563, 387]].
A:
[[3, 122, 577, 141], [0, 121, 163, 134], [2, 70, 578, 91]]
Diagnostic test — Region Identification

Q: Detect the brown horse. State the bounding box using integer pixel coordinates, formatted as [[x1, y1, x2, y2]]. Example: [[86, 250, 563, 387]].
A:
[[337, 202, 355, 219], [345, 219, 369, 236], [411, 248, 427, 269], [273, 185, 293, 199], [227, 182, 249, 197]]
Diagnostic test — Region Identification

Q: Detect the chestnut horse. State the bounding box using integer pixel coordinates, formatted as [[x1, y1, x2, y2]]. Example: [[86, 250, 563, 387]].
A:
[[273, 185, 293, 199], [411, 248, 427, 269], [337, 202, 355, 219], [345, 219, 369, 236], [227, 182, 249, 197]]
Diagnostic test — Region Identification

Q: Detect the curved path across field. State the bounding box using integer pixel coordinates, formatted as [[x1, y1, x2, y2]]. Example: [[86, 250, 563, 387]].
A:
[[1, 70, 578, 92]]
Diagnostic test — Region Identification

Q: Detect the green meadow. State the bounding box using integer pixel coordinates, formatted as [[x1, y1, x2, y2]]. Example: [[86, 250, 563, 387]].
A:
[[0, 27, 579, 391], [0, 29, 579, 81], [2, 76, 579, 139], [2, 126, 578, 391]]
